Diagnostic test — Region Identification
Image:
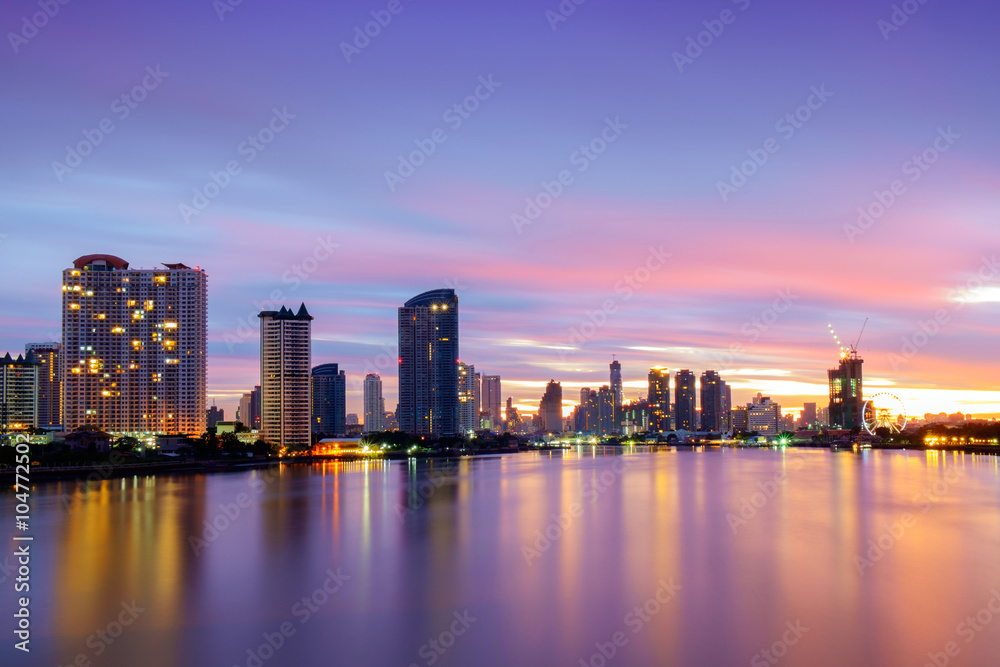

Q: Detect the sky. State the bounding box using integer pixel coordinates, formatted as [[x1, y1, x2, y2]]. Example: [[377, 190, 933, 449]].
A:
[[1, 0, 998, 422]]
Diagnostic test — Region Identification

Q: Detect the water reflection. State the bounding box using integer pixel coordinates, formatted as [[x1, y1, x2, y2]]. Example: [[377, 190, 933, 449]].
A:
[[2, 449, 999, 666]]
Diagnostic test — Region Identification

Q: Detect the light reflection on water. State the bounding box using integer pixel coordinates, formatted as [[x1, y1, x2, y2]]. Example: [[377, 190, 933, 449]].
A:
[[2, 449, 999, 666]]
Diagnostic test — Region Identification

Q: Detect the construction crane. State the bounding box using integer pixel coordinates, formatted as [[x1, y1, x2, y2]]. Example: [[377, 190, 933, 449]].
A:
[[828, 318, 868, 359]]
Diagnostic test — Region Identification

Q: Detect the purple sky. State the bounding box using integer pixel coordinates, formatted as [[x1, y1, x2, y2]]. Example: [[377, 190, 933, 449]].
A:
[[1, 0, 998, 420]]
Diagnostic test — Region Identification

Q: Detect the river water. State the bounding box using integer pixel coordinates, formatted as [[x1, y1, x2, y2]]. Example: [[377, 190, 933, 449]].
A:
[[2, 448, 1000, 667]]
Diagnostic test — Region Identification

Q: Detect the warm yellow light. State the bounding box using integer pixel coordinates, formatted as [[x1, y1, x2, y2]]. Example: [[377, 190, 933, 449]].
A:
[[69, 304, 80, 310], [164, 322, 177, 328]]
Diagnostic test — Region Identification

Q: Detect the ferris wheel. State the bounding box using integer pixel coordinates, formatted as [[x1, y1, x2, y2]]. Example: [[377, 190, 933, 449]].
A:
[[862, 392, 908, 436]]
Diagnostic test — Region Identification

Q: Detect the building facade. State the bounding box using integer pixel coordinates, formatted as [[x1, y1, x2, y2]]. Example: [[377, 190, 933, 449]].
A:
[[748, 396, 782, 435], [237, 384, 261, 430], [398, 289, 459, 436], [312, 363, 346, 437], [829, 354, 864, 429], [700, 370, 724, 431], [458, 363, 477, 434], [482, 374, 502, 429], [61, 254, 207, 435], [1, 352, 39, 433], [363, 373, 384, 433], [674, 370, 696, 431], [609, 359, 622, 429], [26, 342, 61, 430], [259, 304, 313, 447], [647, 368, 670, 431], [539, 380, 562, 433]]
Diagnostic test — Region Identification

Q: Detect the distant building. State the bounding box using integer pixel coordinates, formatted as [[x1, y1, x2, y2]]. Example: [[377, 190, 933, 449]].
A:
[[259, 304, 313, 447], [817, 406, 830, 427], [723, 383, 732, 431], [346, 413, 359, 426], [597, 385, 615, 434], [25, 342, 61, 430], [312, 363, 346, 437], [398, 289, 459, 436], [674, 370, 696, 431], [731, 405, 749, 432], [828, 353, 864, 429], [647, 368, 670, 431], [482, 374, 502, 428], [800, 402, 817, 429], [363, 373, 384, 433], [1, 352, 39, 433], [610, 359, 623, 428], [700, 370, 724, 431], [505, 396, 523, 433], [62, 255, 207, 435], [206, 405, 225, 429], [458, 363, 478, 433], [748, 395, 781, 435], [383, 409, 398, 431], [622, 399, 651, 435], [238, 385, 261, 430], [539, 380, 562, 433]]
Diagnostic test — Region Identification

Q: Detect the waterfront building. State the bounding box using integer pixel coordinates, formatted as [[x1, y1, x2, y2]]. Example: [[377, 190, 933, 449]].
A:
[[1, 351, 39, 432], [312, 362, 346, 437], [674, 370, 696, 431], [700, 370, 724, 431], [482, 374, 502, 428], [25, 342, 61, 430], [458, 363, 477, 433], [398, 289, 459, 436], [647, 368, 670, 431], [259, 304, 313, 447], [363, 373, 384, 433], [748, 395, 781, 435], [829, 353, 864, 429], [539, 380, 563, 433]]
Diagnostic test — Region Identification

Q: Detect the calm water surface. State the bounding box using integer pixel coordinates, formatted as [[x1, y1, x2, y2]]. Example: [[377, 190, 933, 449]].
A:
[[3, 448, 1000, 666]]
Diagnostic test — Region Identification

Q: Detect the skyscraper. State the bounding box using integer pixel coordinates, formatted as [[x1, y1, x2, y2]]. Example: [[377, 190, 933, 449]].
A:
[[700, 370, 724, 431], [609, 358, 622, 429], [801, 402, 817, 429], [674, 370, 696, 431], [647, 368, 670, 432], [398, 289, 459, 436], [61, 254, 207, 435], [539, 380, 562, 433], [1, 352, 39, 433], [482, 374, 502, 428], [458, 363, 477, 434], [26, 342, 61, 430], [312, 362, 346, 437], [363, 373, 384, 433], [238, 384, 261, 430], [828, 353, 864, 429], [597, 385, 615, 434], [259, 304, 312, 447]]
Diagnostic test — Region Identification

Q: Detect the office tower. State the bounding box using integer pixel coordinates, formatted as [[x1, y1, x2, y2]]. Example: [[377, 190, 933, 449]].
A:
[[482, 374, 502, 427], [238, 384, 261, 430], [259, 304, 313, 447], [597, 385, 615, 434], [62, 254, 207, 435], [312, 363, 346, 437], [26, 342, 61, 430], [647, 368, 670, 431], [539, 380, 562, 433], [206, 405, 225, 428], [363, 373, 384, 433], [609, 358, 622, 428], [731, 406, 749, 432], [398, 289, 459, 436], [828, 353, 864, 429], [1, 352, 39, 433], [674, 370, 696, 431], [458, 363, 477, 434], [748, 396, 781, 435], [801, 402, 817, 429], [700, 370, 724, 431]]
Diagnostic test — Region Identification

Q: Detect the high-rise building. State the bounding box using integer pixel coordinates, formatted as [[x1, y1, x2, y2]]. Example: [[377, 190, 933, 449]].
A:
[[346, 414, 359, 426], [206, 405, 225, 428], [1, 352, 39, 433], [259, 304, 313, 447], [473, 372, 482, 426], [609, 358, 622, 428], [597, 385, 615, 434], [482, 374, 502, 428], [817, 406, 830, 427], [363, 373, 384, 433], [731, 405, 749, 432], [26, 342, 61, 430], [458, 363, 477, 434], [238, 384, 261, 430], [505, 396, 522, 433], [722, 382, 732, 431], [62, 255, 207, 435], [829, 353, 864, 429], [647, 368, 670, 431], [801, 402, 817, 429], [398, 289, 459, 436], [748, 395, 781, 435], [700, 370, 724, 431], [674, 370, 696, 431], [539, 380, 562, 433], [312, 362, 346, 437]]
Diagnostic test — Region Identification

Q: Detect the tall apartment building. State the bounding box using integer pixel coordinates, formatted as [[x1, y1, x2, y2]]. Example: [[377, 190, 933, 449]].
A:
[[312, 363, 346, 437], [609, 358, 622, 428], [458, 363, 477, 434], [1, 352, 39, 433], [700, 370, 724, 431], [398, 289, 459, 436], [482, 374, 502, 428], [61, 254, 207, 435], [26, 342, 61, 430], [259, 304, 313, 447], [647, 368, 670, 431], [363, 373, 384, 433], [674, 370, 696, 431]]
